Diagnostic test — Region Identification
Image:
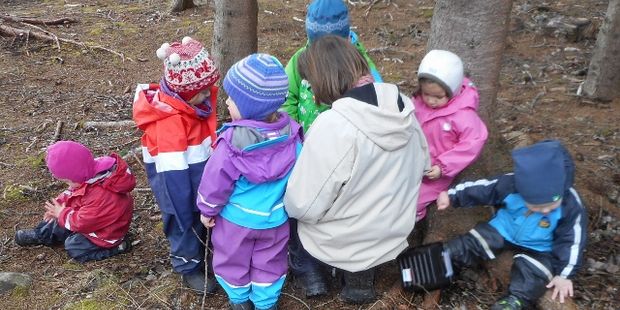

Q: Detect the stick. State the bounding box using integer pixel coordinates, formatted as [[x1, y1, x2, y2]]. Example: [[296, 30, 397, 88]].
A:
[[365, 0, 382, 17], [367, 46, 415, 56], [201, 227, 211, 309], [52, 120, 64, 141], [82, 120, 135, 129], [0, 15, 78, 25], [0, 24, 131, 61]]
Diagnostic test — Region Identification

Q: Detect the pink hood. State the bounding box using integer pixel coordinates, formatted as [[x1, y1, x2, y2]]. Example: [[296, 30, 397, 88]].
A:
[[411, 78, 488, 218], [413, 78, 480, 123]]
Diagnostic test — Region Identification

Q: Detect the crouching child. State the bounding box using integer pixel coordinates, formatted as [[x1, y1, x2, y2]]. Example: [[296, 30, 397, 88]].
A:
[[15, 141, 135, 262], [424, 140, 587, 309]]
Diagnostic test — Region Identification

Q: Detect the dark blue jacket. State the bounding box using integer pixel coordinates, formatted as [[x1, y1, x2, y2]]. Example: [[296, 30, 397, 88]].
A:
[[446, 152, 587, 279]]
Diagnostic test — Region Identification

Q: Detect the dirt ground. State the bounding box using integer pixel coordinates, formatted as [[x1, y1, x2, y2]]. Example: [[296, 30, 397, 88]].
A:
[[0, 0, 618, 309]]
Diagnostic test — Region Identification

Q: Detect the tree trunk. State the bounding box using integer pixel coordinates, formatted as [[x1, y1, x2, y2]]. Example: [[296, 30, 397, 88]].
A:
[[169, 0, 195, 12], [427, 0, 513, 120], [582, 0, 620, 101], [423, 2, 513, 306], [212, 0, 258, 120]]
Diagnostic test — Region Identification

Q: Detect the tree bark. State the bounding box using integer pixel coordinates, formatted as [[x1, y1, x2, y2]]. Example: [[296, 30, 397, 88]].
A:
[[427, 0, 513, 120], [582, 0, 620, 101], [423, 2, 513, 306], [169, 0, 195, 12], [212, 0, 258, 120]]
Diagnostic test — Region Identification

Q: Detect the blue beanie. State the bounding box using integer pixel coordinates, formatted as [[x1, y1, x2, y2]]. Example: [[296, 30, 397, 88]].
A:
[[306, 0, 350, 42], [512, 140, 566, 205], [223, 53, 289, 121]]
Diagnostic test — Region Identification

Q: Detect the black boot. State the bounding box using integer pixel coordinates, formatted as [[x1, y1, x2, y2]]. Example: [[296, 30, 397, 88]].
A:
[[296, 269, 328, 297], [340, 268, 376, 304], [182, 269, 217, 294], [229, 300, 253, 310], [15, 229, 43, 246], [490, 295, 527, 310]]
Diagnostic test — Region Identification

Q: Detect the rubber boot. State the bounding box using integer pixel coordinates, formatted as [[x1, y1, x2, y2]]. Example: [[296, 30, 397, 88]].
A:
[[15, 229, 43, 246], [340, 268, 376, 304], [182, 269, 217, 294], [229, 300, 253, 310]]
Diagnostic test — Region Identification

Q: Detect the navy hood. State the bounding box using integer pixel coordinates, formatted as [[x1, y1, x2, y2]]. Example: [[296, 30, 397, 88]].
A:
[[512, 140, 574, 205]]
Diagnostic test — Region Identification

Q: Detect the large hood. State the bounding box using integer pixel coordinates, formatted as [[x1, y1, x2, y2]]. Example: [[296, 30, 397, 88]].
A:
[[413, 78, 480, 123], [330, 83, 415, 151], [218, 113, 302, 184], [132, 84, 198, 129], [99, 153, 136, 194]]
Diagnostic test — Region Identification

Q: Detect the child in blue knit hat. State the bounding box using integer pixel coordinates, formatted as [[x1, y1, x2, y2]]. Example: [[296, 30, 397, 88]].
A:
[[281, 0, 383, 134], [434, 140, 587, 309], [196, 53, 303, 310]]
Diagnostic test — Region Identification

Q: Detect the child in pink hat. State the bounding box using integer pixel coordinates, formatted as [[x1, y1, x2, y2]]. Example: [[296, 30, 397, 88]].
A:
[[15, 141, 136, 262], [132, 36, 220, 293]]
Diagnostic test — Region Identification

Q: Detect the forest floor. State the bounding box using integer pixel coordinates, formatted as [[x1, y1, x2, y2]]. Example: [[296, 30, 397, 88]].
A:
[[0, 0, 618, 309]]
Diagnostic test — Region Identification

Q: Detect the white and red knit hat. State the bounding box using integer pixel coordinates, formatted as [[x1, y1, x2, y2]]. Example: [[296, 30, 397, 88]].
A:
[[156, 36, 220, 101]]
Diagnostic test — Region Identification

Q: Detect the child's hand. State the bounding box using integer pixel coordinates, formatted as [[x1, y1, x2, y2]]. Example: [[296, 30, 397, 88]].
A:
[[44, 199, 65, 220], [546, 276, 573, 303], [436, 191, 451, 210], [200, 215, 215, 228], [424, 165, 442, 180]]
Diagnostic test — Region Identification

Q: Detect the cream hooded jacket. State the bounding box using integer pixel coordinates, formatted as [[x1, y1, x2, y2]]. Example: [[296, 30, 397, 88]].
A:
[[284, 83, 430, 272]]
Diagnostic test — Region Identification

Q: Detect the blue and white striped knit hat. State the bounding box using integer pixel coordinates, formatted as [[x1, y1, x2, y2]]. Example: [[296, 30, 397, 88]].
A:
[[306, 0, 350, 42], [223, 53, 289, 121]]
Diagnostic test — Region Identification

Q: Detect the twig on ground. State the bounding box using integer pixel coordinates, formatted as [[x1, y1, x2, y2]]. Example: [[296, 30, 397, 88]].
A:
[[83, 120, 135, 129], [52, 120, 64, 141], [0, 15, 78, 25], [282, 292, 311, 310], [0, 161, 13, 167], [367, 46, 415, 57], [365, 0, 382, 17], [529, 88, 547, 108], [25, 137, 38, 152]]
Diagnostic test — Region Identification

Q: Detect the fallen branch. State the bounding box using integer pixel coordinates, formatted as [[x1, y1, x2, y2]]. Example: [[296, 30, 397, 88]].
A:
[[0, 24, 131, 61], [0, 15, 78, 25], [52, 120, 64, 141], [365, 0, 382, 17], [367, 46, 415, 57], [83, 120, 135, 129]]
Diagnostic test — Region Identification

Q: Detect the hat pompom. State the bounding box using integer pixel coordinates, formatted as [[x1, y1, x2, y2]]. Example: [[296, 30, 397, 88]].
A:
[[156, 43, 170, 60], [169, 53, 181, 65], [182, 36, 193, 44]]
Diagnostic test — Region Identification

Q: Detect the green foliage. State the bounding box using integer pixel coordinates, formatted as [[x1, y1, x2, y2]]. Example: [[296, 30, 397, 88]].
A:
[[421, 8, 434, 18], [20, 152, 46, 169], [10, 285, 30, 298], [3, 184, 27, 203]]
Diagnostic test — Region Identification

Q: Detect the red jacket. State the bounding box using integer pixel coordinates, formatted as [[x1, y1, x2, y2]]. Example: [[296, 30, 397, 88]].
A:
[[57, 154, 135, 248]]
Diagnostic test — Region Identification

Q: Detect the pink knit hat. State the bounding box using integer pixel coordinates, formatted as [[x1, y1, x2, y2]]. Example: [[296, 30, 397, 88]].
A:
[[156, 36, 220, 101], [45, 141, 115, 183]]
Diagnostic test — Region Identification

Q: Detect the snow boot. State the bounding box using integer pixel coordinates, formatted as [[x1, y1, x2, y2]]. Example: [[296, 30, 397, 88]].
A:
[[14, 229, 43, 246], [340, 268, 376, 304], [490, 295, 526, 310], [296, 269, 328, 297], [182, 269, 217, 294], [229, 300, 253, 310]]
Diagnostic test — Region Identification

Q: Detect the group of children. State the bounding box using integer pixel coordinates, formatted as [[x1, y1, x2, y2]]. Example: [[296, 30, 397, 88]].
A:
[[14, 1, 586, 310]]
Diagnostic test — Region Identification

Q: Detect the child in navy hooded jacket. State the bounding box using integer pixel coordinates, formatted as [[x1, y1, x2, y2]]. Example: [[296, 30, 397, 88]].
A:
[[435, 140, 587, 309]]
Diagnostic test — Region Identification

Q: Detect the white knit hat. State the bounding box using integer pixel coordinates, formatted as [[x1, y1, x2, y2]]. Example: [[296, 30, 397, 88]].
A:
[[417, 50, 464, 98]]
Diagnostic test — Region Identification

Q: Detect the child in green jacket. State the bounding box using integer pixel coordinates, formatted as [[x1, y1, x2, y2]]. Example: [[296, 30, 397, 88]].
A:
[[281, 0, 382, 132]]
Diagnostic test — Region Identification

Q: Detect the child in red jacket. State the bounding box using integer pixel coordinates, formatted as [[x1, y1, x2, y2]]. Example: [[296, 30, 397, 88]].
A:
[[132, 36, 220, 293], [15, 141, 136, 262]]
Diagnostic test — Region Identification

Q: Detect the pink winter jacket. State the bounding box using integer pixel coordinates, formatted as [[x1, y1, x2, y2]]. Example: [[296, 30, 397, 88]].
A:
[[412, 78, 488, 220]]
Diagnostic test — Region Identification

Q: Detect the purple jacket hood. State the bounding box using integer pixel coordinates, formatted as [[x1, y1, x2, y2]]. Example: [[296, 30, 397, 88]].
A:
[[217, 112, 303, 183]]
